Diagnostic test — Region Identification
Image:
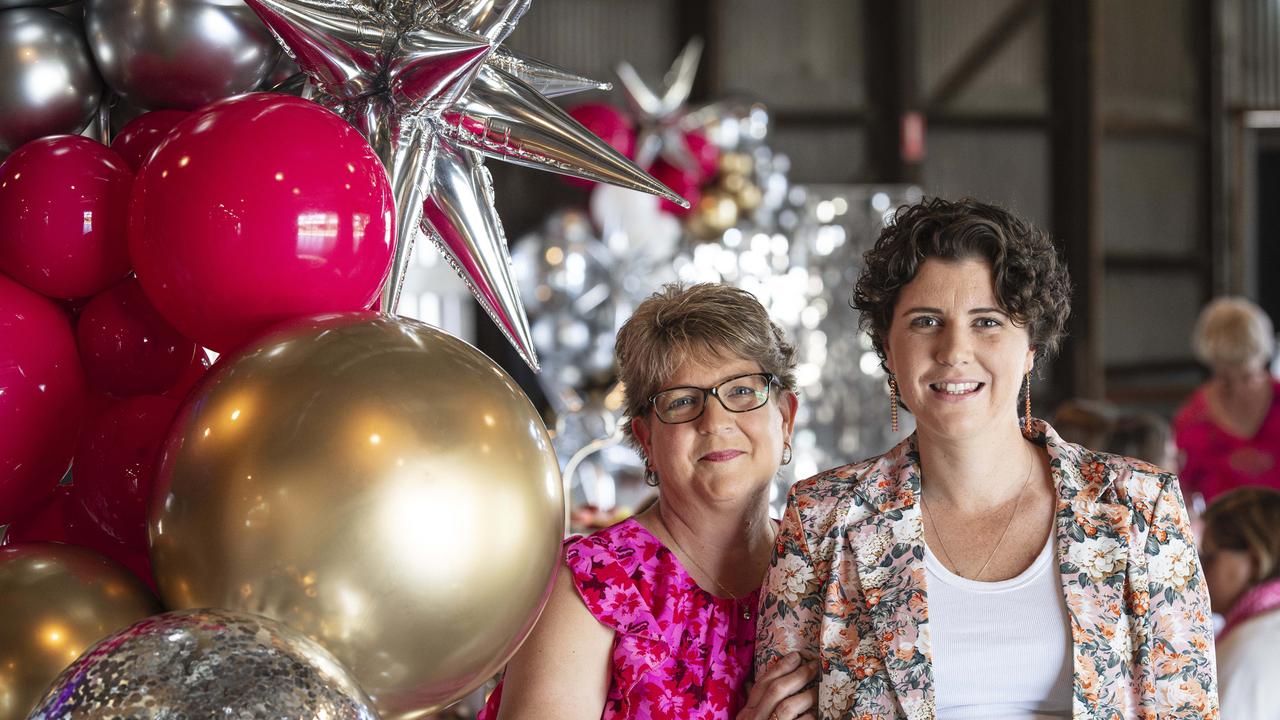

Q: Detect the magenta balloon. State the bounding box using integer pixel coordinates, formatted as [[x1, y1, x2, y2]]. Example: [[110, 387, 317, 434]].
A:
[[78, 276, 198, 396], [683, 130, 720, 183], [0, 273, 87, 525], [110, 109, 190, 172], [128, 93, 395, 352], [72, 394, 180, 550], [563, 103, 635, 190], [650, 159, 702, 217], [0, 136, 134, 299]]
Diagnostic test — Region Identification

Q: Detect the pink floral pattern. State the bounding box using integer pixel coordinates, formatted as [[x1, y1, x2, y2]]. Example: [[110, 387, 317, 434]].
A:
[[479, 518, 758, 720], [755, 420, 1219, 720]]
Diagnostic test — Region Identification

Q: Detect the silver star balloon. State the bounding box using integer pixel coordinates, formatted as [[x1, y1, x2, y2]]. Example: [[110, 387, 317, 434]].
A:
[[616, 36, 705, 172], [245, 0, 682, 370]]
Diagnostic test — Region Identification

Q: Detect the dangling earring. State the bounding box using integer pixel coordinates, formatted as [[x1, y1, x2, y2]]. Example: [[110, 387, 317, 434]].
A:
[[1022, 371, 1032, 435], [888, 375, 900, 433], [644, 466, 660, 487], [781, 441, 793, 465]]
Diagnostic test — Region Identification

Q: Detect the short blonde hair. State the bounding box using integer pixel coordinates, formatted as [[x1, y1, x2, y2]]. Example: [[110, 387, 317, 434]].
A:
[[1193, 297, 1275, 368], [1203, 487, 1280, 584], [615, 283, 797, 449]]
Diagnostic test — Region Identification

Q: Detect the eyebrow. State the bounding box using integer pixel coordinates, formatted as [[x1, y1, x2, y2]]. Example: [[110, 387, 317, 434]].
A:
[[901, 306, 1008, 316]]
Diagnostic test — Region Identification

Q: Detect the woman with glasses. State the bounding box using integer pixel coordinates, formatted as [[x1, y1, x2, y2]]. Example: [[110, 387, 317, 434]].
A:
[[481, 283, 817, 720], [755, 198, 1218, 718]]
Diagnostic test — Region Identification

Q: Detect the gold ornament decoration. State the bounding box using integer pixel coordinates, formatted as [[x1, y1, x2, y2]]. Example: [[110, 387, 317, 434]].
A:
[[717, 150, 754, 177], [733, 180, 764, 212], [0, 543, 160, 720], [150, 313, 564, 720], [687, 187, 741, 240]]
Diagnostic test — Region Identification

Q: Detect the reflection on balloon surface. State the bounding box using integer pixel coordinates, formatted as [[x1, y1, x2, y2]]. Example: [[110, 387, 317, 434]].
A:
[[150, 313, 563, 719]]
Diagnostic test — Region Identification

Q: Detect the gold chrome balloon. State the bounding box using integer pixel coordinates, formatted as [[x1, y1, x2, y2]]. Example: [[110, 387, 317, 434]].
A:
[[0, 542, 160, 720], [150, 313, 564, 719], [688, 187, 741, 240]]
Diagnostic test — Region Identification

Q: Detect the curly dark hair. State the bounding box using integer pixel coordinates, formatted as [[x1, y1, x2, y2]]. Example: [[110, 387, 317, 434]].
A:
[[853, 197, 1072, 368]]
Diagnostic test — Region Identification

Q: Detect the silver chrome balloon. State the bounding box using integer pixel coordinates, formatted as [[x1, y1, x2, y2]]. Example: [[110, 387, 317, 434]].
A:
[[0, 8, 100, 152], [29, 609, 379, 720], [83, 0, 280, 110], [488, 47, 610, 98], [243, 0, 686, 371]]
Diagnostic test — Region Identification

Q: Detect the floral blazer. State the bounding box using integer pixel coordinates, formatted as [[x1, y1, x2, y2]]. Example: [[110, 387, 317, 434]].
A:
[[755, 420, 1218, 720]]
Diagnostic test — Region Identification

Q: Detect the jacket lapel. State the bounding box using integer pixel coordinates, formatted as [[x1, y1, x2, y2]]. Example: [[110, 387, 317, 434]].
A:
[[846, 439, 934, 719], [1045, 426, 1135, 715]]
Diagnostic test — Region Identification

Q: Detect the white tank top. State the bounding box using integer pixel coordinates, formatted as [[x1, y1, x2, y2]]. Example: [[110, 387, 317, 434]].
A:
[[924, 531, 1074, 719]]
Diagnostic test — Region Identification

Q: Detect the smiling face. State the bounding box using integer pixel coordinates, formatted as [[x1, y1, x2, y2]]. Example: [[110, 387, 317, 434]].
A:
[[631, 353, 797, 505], [883, 257, 1036, 443]]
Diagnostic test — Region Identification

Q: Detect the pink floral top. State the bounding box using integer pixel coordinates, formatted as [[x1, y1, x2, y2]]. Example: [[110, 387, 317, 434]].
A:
[[478, 518, 759, 720], [1173, 378, 1280, 503]]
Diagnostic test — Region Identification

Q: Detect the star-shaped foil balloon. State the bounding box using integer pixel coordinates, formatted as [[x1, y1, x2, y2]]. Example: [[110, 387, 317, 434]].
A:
[[616, 36, 705, 172], [245, 0, 685, 370]]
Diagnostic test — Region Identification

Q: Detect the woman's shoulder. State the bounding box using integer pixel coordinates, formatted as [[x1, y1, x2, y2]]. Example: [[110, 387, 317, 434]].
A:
[[566, 517, 663, 576]]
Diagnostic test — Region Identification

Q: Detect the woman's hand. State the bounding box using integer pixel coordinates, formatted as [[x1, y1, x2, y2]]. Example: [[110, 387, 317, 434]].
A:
[[737, 651, 818, 720]]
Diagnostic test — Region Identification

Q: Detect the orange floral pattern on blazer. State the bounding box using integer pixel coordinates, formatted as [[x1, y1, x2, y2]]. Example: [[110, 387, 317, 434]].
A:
[[755, 420, 1218, 720]]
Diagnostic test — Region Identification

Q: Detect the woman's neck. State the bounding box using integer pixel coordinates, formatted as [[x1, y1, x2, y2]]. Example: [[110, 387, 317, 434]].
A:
[[639, 493, 775, 593], [916, 422, 1037, 513]]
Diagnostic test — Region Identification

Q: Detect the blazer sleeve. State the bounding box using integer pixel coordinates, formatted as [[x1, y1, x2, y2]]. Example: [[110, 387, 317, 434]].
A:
[[1143, 474, 1220, 718], [754, 485, 826, 676]]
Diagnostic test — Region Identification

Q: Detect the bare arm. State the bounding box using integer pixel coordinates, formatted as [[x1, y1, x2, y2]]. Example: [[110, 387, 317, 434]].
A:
[[496, 561, 615, 720]]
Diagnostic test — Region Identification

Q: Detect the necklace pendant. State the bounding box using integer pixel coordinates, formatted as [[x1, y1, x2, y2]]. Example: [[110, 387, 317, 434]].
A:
[[742, 606, 751, 620]]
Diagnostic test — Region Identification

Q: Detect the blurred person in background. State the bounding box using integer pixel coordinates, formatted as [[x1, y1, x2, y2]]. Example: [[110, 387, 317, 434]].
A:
[[482, 283, 816, 720], [1174, 297, 1280, 507], [1200, 486, 1280, 718], [1055, 399, 1178, 473]]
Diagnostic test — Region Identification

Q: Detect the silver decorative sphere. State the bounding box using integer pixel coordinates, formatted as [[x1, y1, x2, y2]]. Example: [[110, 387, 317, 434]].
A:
[[0, 7, 100, 152]]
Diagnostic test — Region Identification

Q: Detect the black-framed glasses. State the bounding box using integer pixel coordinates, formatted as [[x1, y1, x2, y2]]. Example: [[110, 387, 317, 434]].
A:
[[647, 372, 779, 424]]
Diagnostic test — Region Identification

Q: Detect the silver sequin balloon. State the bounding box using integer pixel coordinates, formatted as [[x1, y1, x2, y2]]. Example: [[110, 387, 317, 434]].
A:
[[83, 0, 279, 110], [28, 609, 379, 719], [0, 8, 100, 152]]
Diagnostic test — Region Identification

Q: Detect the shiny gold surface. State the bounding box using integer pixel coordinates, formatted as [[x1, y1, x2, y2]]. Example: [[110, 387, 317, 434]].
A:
[[150, 314, 564, 719], [688, 187, 741, 239], [0, 543, 160, 720]]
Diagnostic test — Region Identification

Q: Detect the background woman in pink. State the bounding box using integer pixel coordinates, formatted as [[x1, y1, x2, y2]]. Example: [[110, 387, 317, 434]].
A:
[[481, 283, 816, 720], [1174, 297, 1280, 506]]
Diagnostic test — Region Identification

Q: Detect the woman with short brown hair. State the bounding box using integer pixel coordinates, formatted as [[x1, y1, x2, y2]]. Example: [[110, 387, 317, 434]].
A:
[[483, 283, 816, 720]]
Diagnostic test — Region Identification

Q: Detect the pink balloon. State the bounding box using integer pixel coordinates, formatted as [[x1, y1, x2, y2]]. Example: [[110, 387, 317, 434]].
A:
[[162, 349, 211, 402], [650, 160, 703, 217], [683, 131, 720, 184], [0, 136, 134, 299], [111, 109, 190, 172], [564, 103, 636, 190], [78, 276, 198, 396], [128, 93, 395, 352], [2, 484, 158, 592], [0, 274, 87, 525], [71, 395, 179, 550]]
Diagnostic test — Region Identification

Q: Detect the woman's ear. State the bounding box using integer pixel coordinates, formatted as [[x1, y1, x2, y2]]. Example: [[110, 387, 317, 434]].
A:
[[1024, 345, 1037, 375], [780, 390, 799, 438], [631, 415, 653, 463]]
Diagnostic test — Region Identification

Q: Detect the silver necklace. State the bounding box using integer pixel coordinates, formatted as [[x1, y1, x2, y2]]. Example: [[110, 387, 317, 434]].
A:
[[659, 515, 776, 620], [921, 449, 1036, 581]]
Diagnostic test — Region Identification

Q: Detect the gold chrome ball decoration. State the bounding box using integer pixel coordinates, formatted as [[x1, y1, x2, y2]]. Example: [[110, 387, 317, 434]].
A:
[[149, 313, 564, 719], [0, 543, 160, 720], [687, 187, 741, 240]]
